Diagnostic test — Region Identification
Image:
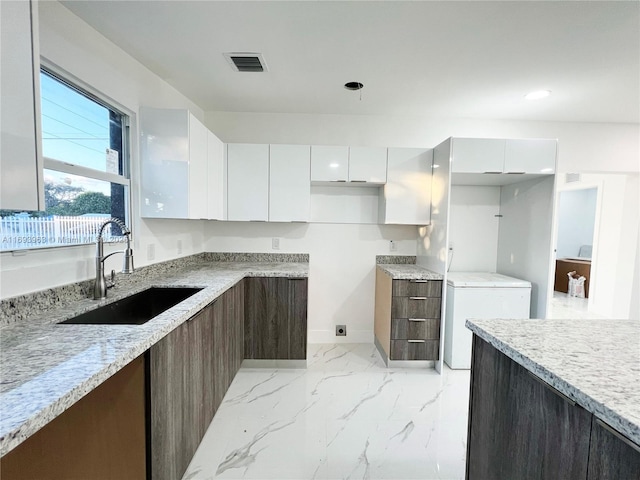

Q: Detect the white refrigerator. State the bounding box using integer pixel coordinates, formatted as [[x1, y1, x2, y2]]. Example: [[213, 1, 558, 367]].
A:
[[444, 272, 531, 369]]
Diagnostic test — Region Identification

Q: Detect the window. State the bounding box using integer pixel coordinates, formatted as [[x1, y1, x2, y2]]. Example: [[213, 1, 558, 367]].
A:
[[0, 69, 130, 251]]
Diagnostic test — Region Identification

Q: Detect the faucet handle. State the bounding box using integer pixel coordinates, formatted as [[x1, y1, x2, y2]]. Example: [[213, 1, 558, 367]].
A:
[[107, 269, 116, 289]]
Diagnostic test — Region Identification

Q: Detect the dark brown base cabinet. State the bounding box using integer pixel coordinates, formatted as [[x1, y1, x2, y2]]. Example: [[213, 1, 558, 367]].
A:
[[244, 277, 308, 360], [148, 282, 244, 480], [374, 272, 442, 362], [466, 335, 640, 480]]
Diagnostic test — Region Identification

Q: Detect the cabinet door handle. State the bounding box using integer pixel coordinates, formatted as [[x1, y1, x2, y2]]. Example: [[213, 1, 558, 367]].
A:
[[526, 371, 576, 406], [330, 180, 347, 182], [408, 339, 426, 343], [506, 171, 525, 175], [410, 280, 428, 283], [350, 179, 367, 183], [409, 296, 427, 300], [595, 418, 640, 454], [408, 318, 427, 322], [483, 171, 502, 174]]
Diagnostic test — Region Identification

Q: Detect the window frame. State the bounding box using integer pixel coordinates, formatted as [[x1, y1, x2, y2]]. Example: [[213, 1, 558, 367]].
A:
[[0, 63, 133, 253]]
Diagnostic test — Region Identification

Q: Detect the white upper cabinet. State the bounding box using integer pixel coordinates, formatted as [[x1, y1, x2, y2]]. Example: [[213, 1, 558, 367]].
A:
[[451, 137, 557, 176], [504, 139, 557, 174], [382, 148, 432, 225], [269, 144, 310, 222], [348, 147, 387, 183], [310, 146, 349, 182], [227, 143, 269, 221], [207, 130, 226, 220], [451, 138, 505, 174], [187, 115, 208, 219], [140, 107, 208, 219], [0, 0, 43, 211]]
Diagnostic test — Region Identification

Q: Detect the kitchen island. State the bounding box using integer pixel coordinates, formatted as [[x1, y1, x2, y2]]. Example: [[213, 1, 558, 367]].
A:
[[0, 253, 308, 478], [465, 318, 640, 479]]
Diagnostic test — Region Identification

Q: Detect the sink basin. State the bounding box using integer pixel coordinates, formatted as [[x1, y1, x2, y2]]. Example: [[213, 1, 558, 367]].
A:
[[58, 287, 204, 325]]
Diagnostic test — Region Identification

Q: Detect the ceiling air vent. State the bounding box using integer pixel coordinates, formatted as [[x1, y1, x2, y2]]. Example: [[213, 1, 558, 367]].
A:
[[224, 52, 268, 72]]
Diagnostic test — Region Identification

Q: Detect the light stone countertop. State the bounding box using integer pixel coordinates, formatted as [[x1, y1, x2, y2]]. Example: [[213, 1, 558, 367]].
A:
[[0, 261, 308, 456], [377, 264, 443, 280], [466, 318, 640, 446]]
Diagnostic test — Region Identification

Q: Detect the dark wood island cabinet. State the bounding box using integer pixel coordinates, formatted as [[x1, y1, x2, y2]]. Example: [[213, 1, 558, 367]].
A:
[[466, 334, 640, 480]]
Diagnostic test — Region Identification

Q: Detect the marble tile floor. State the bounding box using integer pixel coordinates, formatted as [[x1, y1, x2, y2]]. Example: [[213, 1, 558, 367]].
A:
[[548, 291, 608, 320], [183, 344, 471, 480]]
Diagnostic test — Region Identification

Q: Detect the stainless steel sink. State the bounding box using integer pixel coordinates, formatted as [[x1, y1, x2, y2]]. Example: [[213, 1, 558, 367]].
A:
[[58, 287, 204, 325]]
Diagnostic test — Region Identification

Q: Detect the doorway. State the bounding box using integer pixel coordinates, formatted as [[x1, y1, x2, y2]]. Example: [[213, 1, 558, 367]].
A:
[[550, 184, 601, 318]]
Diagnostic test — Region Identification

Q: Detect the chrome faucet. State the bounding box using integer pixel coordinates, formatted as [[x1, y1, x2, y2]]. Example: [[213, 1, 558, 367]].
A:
[[94, 218, 134, 300]]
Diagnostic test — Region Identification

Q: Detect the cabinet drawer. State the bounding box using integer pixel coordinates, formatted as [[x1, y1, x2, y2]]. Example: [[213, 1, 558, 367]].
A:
[[391, 318, 440, 340], [390, 339, 439, 361], [392, 279, 442, 297], [392, 297, 441, 319]]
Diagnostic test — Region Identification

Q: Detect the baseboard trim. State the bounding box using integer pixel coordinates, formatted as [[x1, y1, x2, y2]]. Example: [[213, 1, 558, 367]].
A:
[[241, 359, 307, 369]]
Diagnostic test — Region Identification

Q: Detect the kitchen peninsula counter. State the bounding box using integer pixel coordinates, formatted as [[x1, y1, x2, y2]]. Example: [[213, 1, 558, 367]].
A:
[[0, 254, 308, 456], [466, 318, 640, 446]]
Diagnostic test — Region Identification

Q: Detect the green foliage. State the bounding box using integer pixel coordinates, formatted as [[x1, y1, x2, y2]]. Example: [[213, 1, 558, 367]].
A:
[[66, 191, 111, 215], [0, 182, 111, 217]]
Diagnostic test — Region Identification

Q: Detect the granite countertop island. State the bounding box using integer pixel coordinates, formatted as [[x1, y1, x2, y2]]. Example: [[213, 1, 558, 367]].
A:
[[0, 254, 308, 456], [466, 318, 640, 446]]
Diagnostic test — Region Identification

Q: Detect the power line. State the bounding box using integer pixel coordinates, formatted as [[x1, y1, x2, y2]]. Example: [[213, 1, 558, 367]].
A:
[[41, 96, 109, 132]]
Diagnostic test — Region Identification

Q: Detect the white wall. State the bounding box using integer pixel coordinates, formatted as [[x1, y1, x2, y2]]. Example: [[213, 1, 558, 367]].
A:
[[556, 188, 597, 259], [0, 1, 206, 299], [204, 221, 418, 342], [448, 186, 501, 272], [497, 176, 556, 319]]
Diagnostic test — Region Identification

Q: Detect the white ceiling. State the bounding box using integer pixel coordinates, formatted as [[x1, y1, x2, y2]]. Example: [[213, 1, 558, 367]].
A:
[[60, 0, 639, 123]]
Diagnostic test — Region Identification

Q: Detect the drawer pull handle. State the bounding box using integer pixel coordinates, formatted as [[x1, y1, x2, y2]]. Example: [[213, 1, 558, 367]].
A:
[[595, 419, 640, 454], [410, 280, 428, 283], [409, 296, 427, 300], [408, 339, 426, 343], [408, 318, 427, 322]]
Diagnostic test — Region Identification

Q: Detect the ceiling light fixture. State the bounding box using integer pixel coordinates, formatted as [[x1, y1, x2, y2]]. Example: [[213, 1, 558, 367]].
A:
[[525, 90, 551, 100], [344, 82, 364, 91], [344, 81, 364, 101]]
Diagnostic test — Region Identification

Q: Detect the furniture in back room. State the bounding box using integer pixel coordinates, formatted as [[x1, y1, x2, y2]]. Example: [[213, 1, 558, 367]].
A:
[[554, 258, 591, 298]]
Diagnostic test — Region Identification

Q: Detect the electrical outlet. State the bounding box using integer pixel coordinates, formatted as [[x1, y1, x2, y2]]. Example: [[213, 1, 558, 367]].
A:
[[336, 325, 347, 336], [272, 237, 280, 250], [449, 242, 454, 251], [177, 239, 183, 254], [147, 243, 155, 261], [389, 240, 397, 252]]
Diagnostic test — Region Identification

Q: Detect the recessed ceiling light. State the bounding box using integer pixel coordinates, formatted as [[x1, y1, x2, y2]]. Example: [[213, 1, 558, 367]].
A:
[[525, 90, 551, 100], [344, 82, 364, 91]]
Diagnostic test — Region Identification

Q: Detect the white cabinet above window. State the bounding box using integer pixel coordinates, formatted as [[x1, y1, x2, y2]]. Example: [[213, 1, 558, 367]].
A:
[[140, 107, 208, 219], [0, 0, 43, 211]]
